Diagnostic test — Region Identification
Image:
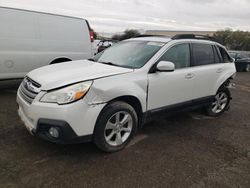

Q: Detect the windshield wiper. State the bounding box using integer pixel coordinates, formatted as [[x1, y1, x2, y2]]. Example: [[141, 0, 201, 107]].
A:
[[98, 61, 134, 69], [88, 58, 96, 62], [98, 61, 119, 67]]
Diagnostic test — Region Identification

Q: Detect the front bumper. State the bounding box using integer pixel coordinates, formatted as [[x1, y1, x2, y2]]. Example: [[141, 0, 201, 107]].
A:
[[35, 119, 92, 144], [17, 89, 106, 143]]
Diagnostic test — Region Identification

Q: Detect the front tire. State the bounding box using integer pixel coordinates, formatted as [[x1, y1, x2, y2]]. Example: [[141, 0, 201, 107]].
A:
[[93, 101, 138, 152], [206, 87, 231, 117]]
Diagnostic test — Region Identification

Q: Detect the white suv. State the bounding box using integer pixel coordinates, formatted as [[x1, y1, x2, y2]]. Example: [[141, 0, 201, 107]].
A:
[[17, 34, 236, 152]]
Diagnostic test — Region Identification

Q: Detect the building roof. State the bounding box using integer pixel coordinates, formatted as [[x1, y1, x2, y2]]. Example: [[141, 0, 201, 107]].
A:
[[128, 36, 172, 43], [145, 30, 216, 37]]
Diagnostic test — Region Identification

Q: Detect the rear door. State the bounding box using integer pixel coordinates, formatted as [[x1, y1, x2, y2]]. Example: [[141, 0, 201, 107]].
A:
[[190, 43, 225, 99]]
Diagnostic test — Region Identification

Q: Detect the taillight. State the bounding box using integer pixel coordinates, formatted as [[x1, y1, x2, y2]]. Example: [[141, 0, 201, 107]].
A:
[[90, 31, 94, 42]]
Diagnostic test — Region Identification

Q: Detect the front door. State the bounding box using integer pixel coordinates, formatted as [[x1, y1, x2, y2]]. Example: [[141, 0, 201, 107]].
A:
[[147, 43, 195, 111]]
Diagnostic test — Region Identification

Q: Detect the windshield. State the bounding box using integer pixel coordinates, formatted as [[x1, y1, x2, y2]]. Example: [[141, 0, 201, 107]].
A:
[[228, 52, 236, 58], [92, 41, 165, 68]]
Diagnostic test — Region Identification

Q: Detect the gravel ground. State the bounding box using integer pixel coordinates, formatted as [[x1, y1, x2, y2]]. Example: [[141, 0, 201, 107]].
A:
[[0, 73, 250, 188]]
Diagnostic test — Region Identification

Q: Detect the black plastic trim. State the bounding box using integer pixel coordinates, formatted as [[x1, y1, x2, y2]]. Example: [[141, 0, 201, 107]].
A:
[[172, 34, 214, 41], [143, 96, 214, 122], [35, 119, 92, 144]]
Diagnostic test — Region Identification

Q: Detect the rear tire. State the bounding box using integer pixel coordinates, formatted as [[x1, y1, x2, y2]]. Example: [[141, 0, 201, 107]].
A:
[[93, 101, 138, 153], [206, 87, 231, 117]]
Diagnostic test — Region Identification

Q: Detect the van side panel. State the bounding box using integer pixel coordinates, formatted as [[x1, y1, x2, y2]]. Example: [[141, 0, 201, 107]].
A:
[[37, 14, 92, 65], [0, 7, 92, 80], [0, 8, 38, 79]]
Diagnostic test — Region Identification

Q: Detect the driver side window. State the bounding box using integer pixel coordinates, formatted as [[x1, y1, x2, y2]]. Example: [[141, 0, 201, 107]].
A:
[[158, 43, 190, 69]]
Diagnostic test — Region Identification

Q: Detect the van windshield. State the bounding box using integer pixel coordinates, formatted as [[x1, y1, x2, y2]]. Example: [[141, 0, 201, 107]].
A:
[[92, 41, 165, 68]]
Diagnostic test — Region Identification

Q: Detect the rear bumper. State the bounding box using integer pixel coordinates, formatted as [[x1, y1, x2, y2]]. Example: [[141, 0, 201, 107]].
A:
[[235, 62, 249, 71]]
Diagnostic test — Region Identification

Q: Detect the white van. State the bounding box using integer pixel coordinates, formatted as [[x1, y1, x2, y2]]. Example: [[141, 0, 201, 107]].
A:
[[0, 7, 94, 80]]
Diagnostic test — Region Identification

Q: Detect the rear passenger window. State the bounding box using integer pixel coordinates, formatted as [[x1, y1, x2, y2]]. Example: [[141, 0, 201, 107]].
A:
[[213, 46, 221, 64], [192, 43, 214, 66], [158, 43, 190, 69], [218, 47, 231, 63]]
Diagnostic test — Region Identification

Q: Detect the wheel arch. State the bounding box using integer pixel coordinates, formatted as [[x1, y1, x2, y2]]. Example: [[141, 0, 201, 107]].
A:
[[49, 57, 72, 64], [104, 95, 144, 128], [213, 72, 235, 94]]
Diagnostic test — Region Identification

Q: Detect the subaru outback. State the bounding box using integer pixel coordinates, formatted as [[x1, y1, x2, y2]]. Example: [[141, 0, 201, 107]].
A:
[[17, 34, 236, 152]]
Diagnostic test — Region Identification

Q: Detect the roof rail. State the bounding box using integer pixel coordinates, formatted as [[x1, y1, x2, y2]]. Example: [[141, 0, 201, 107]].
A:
[[135, 34, 169, 38], [171, 34, 214, 41]]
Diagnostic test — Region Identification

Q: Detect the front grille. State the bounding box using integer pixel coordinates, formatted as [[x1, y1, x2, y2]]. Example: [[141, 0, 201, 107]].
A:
[[19, 77, 41, 104]]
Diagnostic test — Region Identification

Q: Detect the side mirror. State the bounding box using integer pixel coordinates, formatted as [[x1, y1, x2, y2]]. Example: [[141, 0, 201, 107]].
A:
[[156, 61, 175, 72]]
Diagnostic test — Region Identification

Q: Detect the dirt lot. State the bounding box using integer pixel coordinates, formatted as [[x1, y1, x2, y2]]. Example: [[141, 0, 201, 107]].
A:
[[0, 73, 250, 188]]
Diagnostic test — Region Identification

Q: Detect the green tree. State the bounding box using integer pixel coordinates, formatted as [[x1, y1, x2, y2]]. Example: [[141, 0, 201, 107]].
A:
[[111, 34, 122, 41], [213, 29, 250, 51], [213, 29, 232, 47], [93, 30, 98, 39], [112, 29, 140, 41], [90, 29, 105, 40]]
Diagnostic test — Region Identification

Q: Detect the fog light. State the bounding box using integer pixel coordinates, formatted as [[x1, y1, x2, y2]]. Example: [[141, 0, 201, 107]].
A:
[[49, 127, 60, 138]]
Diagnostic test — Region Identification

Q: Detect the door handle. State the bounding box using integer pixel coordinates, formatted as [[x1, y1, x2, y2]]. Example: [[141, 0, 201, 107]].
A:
[[216, 68, 223, 73], [185, 73, 194, 79]]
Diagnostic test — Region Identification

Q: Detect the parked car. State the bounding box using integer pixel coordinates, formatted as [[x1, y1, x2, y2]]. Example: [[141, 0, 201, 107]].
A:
[[228, 51, 250, 72], [17, 34, 236, 152], [96, 40, 116, 54], [93, 40, 101, 55], [0, 7, 94, 80]]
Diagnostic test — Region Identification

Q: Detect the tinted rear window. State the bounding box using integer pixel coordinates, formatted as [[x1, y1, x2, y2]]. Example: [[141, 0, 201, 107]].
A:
[[218, 47, 231, 63], [213, 46, 221, 64], [192, 43, 214, 66]]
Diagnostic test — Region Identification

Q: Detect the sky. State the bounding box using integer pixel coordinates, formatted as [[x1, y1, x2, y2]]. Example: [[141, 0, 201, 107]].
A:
[[1, 0, 250, 35]]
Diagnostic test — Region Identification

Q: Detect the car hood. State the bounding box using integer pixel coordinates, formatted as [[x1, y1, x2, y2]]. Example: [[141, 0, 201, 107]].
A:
[[27, 60, 133, 90]]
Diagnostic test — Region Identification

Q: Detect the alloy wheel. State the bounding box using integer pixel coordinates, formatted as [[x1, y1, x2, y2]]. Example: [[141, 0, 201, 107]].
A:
[[211, 92, 228, 114], [104, 111, 133, 146]]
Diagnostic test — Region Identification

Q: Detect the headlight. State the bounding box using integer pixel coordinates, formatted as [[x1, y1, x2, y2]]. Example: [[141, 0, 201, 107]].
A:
[[40, 81, 93, 104]]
